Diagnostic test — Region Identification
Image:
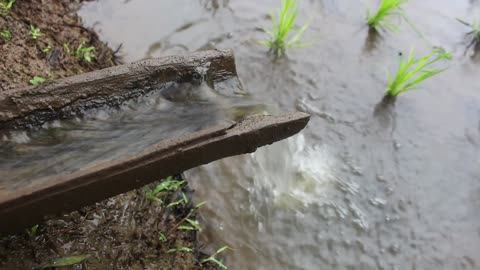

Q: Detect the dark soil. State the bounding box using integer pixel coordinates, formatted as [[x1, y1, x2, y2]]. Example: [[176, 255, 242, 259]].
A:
[[0, 1, 217, 269], [0, 181, 218, 270], [0, 0, 117, 92]]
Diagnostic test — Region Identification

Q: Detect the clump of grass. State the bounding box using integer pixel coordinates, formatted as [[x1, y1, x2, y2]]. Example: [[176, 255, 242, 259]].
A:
[[63, 41, 96, 62], [367, 0, 407, 32], [0, 29, 11, 41], [29, 76, 46, 86], [457, 18, 480, 50], [167, 242, 193, 253], [0, 0, 15, 15], [143, 176, 185, 203], [29, 25, 42, 40], [75, 42, 95, 62], [259, 0, 311, 57], [201, 246, 233, 269], [385, 48, 451, 97]]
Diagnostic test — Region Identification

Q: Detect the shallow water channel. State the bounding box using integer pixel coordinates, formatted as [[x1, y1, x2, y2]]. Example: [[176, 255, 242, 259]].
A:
[[43, 0, 480, 269]]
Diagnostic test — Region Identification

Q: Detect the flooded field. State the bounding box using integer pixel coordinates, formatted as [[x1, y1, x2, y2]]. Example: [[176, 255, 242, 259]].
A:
[[79, 0, 478, 269]]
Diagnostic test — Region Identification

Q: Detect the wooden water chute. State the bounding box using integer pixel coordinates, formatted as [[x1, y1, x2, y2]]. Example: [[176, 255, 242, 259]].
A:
[[0, 50, 310, 234]]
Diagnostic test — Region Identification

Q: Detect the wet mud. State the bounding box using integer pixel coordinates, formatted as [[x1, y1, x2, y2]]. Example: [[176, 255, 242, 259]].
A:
[[0, 0, 117, 92]]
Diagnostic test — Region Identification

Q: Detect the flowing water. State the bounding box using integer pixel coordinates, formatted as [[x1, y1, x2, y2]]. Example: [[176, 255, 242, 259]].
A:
[[21, 0, 480, 269], [0, 78, 267, 189]]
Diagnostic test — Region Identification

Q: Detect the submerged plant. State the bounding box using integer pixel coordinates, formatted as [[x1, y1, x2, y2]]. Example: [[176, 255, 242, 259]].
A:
[[29, 25, 42, 40], [259, 0, 311, 57], [367, 0, 407, 32], [201, 246, 233, 269], [457, 18, 480, 50], [385, 48, 451, 97], [0, 29, 11, 41]]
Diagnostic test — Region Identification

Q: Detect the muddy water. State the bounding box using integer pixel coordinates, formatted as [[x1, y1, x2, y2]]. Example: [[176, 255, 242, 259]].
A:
[[78, 1, 480, 269]]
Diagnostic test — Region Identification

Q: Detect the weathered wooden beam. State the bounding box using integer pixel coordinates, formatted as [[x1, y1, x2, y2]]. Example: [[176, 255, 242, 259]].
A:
[[0, 112, 309, 234], [0, 50, 236, 130]]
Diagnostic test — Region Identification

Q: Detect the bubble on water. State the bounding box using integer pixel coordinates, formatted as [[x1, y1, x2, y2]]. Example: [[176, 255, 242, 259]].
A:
[[369, 197, 387, 208]]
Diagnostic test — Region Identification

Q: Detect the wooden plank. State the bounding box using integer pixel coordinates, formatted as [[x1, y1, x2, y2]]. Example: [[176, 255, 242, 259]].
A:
[[0, 50, 237, 130], [0, 112, 310, 234]]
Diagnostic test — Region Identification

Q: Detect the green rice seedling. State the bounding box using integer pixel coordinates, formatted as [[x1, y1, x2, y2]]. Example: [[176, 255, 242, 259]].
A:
[[178, 218, 202, 231], [42, 44, 52, 54], [29, 76, 46, 86], [29, 25, 42, 40], [367, 0, 407, 32], [159, 231, 168, 242], [144, 176, 186, 203], [0, 29, 11, 41], [201, 246, 233, 269], [75, 42, 95, 62], [63, 42, 72, 55], [0, 0, 15, 15], [457, 18, 480, 50], [259, 0, 311, 57], [166, 192, 188, 208], [26, 224, 39, 237], [385, 48, 451, 97], [167, 242, 193, 253]]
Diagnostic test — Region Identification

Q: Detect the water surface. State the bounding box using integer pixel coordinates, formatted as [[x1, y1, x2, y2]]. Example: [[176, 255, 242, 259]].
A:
[[82, 1, 480, 269]]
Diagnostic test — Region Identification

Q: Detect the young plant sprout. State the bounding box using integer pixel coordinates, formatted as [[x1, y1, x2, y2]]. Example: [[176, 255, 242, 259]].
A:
[[0, 29, 11, 41], [259, 0, 311, 57], [29, 76, 46, 86], [75, 42, 96, 62], [201, 246, 233, 269], [367, 0, 407, 32], [385, 48, 451, 97], [29, 25, 42, 40], [456, 18, 480, 51], [0, 0, 15, 15]]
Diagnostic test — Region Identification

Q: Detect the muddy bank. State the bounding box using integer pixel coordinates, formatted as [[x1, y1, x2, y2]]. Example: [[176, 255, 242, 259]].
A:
[[0, 0, 117, 92], [0, 1, 220, 269]]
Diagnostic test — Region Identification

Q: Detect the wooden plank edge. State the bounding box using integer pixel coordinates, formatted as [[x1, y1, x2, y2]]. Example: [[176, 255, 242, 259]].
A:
[[0, 112, 310, 234]]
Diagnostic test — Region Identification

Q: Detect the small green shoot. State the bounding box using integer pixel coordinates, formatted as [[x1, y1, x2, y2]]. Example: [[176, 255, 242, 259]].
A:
[[40, 255, 89, 269], [457, 18, 480, 50], [166, 192, 188, 208], [367, 0, 407, 32], [26, 224, 39, 237], [29, 25, 42, 40], [178, 218, 202, 231], [0, 0, 15, 15], [167, 200, 206, 236], [0, 29, 11, 41], [167, 242, 193, 253], [201, 246, 233, 269], [159, 231, 167, 242], [29, 76, 46, 86], [385, 48, 451, 96], [42, 44, 52, 53], [75, 42, 95, 62], [144, 177, 186, 203], [63, 42, 72, 55], [259, 0, 311, 57]]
